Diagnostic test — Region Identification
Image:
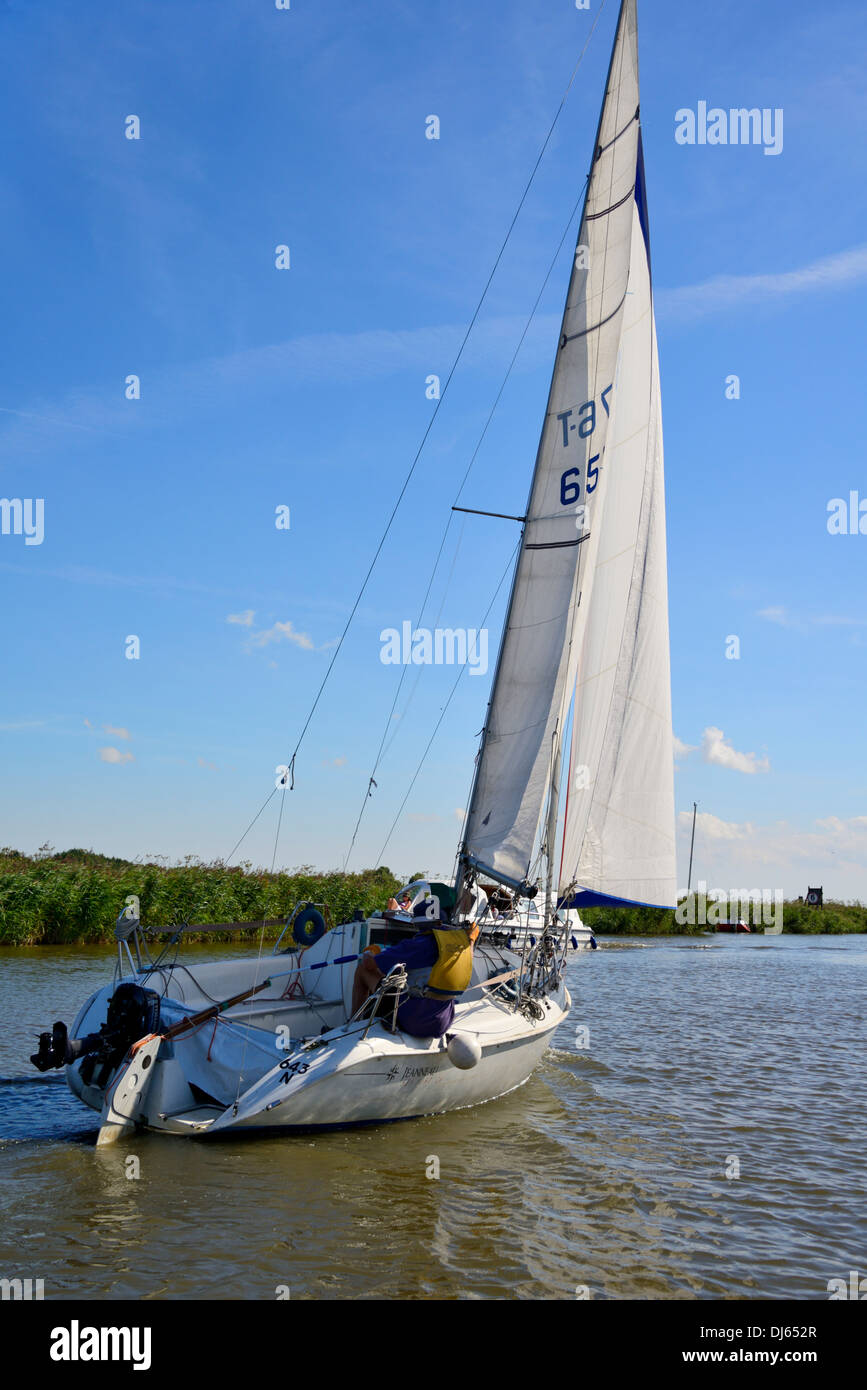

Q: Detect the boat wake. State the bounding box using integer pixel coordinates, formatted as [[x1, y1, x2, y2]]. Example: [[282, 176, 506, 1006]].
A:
[[0, 1075, 96, 1145]]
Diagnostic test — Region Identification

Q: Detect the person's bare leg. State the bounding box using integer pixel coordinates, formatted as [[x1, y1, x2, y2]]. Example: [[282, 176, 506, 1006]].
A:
[[352, 957, 382, 1014]]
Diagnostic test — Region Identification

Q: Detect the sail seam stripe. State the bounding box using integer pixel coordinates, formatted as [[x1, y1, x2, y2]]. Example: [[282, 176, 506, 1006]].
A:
[[595, 110, 640, 159], [525, 534, 591, 550], [562, 287, 628, 344], [621, 692, 670, 720], [585, 182, 636, 220], [486, 717, 549, 739], [608, 419, 650, 451], [505, 607, 574, 631], [574, 659, 619, 689], [594, 542, 638, 569]]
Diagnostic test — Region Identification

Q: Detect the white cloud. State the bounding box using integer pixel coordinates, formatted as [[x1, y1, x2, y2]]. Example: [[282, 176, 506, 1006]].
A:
[[678, 810, 751, 842], [103, 723, 130, 740], [248, 620, 315, 651], [100, 746, 134, 765], [659, 244, 867, 323], [227, 610, 255, 627], [702, 726, 770, 775], [677, 811, 867, 898], [454, 807, 466, 823], [197, 757, 218, 771]]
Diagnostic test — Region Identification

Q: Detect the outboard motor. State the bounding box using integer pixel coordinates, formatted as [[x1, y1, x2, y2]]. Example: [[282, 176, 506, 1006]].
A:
[[31, 983, 161, 1089]]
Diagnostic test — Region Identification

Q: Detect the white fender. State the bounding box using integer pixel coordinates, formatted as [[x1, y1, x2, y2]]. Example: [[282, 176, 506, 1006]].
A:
[[446, 1032, 482, 1070]]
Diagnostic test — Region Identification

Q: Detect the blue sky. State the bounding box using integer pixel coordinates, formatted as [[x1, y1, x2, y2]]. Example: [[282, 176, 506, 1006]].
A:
[[2, 0, 866, 901]]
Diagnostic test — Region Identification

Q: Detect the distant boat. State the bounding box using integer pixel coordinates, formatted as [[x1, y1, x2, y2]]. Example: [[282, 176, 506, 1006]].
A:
[[716, 919, 751, 934]]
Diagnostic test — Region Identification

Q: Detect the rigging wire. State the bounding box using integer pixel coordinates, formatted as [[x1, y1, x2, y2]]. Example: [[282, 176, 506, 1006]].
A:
[[341, 516, 466, 871], [378, 513, 466, 765], [222, 0, 612, 868], [373, 538, 521, 868], [342, 184, 587, 870]]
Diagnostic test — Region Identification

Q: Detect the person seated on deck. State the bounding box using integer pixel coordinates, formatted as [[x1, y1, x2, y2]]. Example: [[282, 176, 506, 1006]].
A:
[[352, 896, 478, 1038], [385, 890, 413, 914]]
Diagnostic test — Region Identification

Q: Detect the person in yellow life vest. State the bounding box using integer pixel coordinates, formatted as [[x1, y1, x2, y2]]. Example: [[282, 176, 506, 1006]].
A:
[[352, 896, 478, 1037]]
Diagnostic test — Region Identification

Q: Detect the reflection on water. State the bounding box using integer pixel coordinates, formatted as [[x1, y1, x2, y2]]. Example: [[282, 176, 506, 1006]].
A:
[[1, 936, 865, 1299]]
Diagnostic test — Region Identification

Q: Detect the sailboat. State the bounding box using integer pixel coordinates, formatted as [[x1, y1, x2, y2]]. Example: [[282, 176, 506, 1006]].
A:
[[31, 0, 675, 1139]]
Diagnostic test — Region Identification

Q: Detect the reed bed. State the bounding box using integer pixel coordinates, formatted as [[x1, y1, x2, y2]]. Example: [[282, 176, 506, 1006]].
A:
[[1, 849, 863, 944]]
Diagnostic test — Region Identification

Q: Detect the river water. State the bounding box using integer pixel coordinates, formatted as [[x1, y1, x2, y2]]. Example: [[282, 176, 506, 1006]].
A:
[[1, 935, 864, 1300]]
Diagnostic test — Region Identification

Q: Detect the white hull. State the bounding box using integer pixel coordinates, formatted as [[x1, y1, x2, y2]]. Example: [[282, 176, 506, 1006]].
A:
[[212, 992, 567, 1134], [65, 921, 571, 1138]]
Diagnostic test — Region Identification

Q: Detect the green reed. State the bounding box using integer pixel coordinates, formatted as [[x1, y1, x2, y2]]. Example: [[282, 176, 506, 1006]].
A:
[[1, 849, 863, 944]]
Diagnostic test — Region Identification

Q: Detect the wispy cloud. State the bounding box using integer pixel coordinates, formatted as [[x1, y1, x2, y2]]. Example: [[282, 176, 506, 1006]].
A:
[[0, 560, 241, 599], [677, 811, 867, 882], [7, 246, 864, 455], [758, 605, 866, 632], [100, 746, 134, 765], [248, 620, 316, 651], [658, 244, 867, 323], [197, 756, 218, 771], [103, 723, 130, 740], [227, 610, 255, 627], [702, 726, 769, 775], [0, 403, 121, 437], [758, 605, 794, 628], [0, 313, 555, 459]]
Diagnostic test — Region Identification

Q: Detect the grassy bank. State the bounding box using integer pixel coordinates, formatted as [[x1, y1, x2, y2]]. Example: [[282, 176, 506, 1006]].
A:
[[0, 849, 864, 945], [0, 848, 401, 946], [579, 898, 867, 936]]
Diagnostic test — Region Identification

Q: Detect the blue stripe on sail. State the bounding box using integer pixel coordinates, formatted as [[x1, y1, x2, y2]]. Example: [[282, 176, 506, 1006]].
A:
[[559, 888, 674, 911], [635, 130, 651, 265]]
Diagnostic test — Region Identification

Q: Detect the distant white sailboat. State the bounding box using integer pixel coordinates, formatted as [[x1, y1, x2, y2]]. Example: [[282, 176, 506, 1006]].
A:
[[33, 0, 675, 1138]]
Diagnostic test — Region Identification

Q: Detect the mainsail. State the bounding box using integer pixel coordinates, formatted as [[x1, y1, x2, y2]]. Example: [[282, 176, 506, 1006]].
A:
[[460, 0, 675, 908]]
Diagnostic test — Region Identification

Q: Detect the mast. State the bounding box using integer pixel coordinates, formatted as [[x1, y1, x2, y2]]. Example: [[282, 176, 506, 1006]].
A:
[[687, 802, 698, 895], [458, 0, 642, 907]]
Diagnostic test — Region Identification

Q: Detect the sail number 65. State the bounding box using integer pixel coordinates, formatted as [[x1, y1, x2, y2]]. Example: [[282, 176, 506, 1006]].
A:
[[560, 454, 600, 506]]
